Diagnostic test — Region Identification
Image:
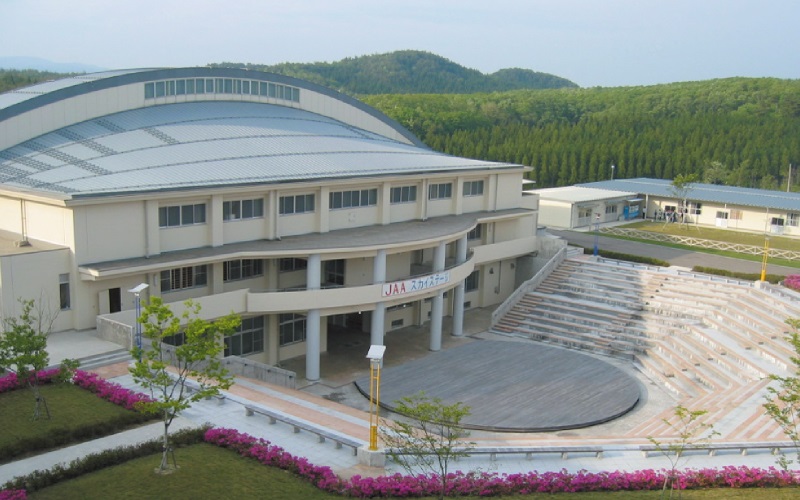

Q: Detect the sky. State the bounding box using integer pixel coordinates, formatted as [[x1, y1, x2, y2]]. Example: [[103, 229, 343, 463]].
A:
[[1, 0, 798, 88]]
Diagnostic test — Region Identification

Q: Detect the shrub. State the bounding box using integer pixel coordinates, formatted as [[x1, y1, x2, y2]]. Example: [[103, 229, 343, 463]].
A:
[[692, 266, 784, 284], [72, 370, 155, 411], [784, 274, 800, 291]]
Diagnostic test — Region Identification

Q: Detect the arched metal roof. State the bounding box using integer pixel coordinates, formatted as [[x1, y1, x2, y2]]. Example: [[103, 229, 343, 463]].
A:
[[0, 69, 521, 200]]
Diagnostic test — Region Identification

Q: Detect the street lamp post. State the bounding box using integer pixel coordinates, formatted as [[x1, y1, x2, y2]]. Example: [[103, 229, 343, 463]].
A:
[[128, 283, 149, 361], [593, 213, 601, 256], [761, 235, 770, 282], [611, 164, 616, 180], [366, 345, 386, 451]]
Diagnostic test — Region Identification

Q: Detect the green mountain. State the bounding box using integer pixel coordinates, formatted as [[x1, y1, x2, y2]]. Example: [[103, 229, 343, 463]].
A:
[[209, 50, 578, 94]]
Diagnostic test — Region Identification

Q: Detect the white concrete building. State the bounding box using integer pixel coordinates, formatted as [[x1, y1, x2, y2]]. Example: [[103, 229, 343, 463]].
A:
[[538, 178, 800, 235], [0, 68, 541, 380]]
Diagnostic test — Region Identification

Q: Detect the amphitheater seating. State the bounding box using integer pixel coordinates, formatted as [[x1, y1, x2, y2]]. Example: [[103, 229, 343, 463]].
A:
[[490, 255, 799, 429]]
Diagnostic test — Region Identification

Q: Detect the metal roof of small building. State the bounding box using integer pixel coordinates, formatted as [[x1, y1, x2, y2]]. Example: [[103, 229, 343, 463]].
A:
[[535, 186, 637, 204], [0, 100, 519, 200], [579, 178, 800, 212]]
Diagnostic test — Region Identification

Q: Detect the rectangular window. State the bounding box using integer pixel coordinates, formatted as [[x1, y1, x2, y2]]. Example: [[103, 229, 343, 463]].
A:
[[166, 80, 175, 96], [223, 198, 264, 221], [144, 83, 155, 99], [390, 185, 417, 204], [788, 213, 799, 227], [279, 194, 315, 215], [223, 259, 264, 282], [688, 202, 702, 215], [329, 189, 378, 209], [176, 79, 186, 95], [242, 81, 250, 94], [324, 259, 345, 286], [225, 316, 264, 356], [467, 224, 482, 241], [186, 79, 195, 94], [159, 203, 206, 228], [716, 211, 729, 219], [462, 180, 484, 197], [730, 209, 742, 220], [279, 313, 306, 345], [155, 81, 166, 98], [428, 183, 452, 200], [465, 270, 480, 292], [772, 217, 785, 227], [160, 265, 208, 292], [605, 205, 618, 214], [59, 273, 71, 310], [279, 258, 307, 272]]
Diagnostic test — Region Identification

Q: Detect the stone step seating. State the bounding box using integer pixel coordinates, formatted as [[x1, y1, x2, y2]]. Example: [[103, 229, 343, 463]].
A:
[[703, 312, 792, 371], [535, 280, 644, 311], [520, 293, 650, 337], [676, 326, 762, 383], [495, 314, 621, 358], [502, 295, 653, 354], [722, 294, 795, 339], [634, 350, 707, 398], [685, 324, 771, 379], [658, 333, 744, 390]]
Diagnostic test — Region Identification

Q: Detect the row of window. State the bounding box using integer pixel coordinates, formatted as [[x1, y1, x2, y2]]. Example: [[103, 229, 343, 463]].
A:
[[158, 182, 487, 228], [144, 78, 300, 102]]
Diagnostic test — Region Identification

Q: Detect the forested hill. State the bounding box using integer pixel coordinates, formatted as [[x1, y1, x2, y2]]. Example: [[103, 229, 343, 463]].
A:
[[363, 77, 800, 190], [209, 50, 578, 94], [0, 69, 73, 94]]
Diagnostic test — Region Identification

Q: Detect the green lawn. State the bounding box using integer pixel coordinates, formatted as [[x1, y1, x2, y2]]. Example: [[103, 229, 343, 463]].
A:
[[22, 442, 800, 499], [0, 383, 153, 463], [622, 221, 800, 251]]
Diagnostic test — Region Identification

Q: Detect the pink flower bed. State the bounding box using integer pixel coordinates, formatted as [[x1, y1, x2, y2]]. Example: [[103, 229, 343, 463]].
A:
[[0, 490, 26, 500], [71, 370, 154, 411], [204, 427, 800, 497], [784, 274, 800, 292], [0, 368, 60, 394]]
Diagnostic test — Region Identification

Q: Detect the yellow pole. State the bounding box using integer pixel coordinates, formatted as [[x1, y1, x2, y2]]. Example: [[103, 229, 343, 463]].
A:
[[368, 359, 380, 450], [761, 235, 770, 282]]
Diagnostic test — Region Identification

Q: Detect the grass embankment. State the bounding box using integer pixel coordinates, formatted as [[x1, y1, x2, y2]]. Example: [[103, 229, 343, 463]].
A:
[[0, 383, 154, 463]]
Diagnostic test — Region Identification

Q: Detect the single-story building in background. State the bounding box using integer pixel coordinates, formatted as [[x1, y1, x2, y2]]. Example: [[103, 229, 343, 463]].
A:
[[538, 178, 800, 237]]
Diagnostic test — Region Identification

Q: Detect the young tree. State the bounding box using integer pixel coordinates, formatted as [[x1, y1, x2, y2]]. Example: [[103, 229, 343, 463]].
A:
[[668, 173, 699, 227], [647, 405, 718, 499], [0, 299, 57, 420], [129, 297, 240, 473], [381, 391, 475, 500], [763, 318, 800, 469]]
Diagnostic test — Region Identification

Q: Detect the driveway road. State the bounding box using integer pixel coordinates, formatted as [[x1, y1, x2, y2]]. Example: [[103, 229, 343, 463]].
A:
[[549, 229, 798, 277]]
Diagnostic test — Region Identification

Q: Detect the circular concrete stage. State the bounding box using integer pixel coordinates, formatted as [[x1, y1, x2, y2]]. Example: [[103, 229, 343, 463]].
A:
[[355, 340, 641, 432]]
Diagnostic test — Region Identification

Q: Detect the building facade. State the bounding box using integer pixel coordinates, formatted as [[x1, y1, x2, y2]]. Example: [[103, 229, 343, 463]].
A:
[[0, 68, 540, 380]]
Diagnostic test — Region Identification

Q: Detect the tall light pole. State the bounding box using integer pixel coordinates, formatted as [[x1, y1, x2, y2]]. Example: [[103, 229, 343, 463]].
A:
[[761, 235, 770, 282], [611, 164, 616, 180], [128, 283, 149, 361], [366, 345, 386, 451]]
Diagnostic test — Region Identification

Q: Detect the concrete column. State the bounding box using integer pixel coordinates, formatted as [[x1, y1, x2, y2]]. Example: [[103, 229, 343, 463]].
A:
[[306, 254, 322, 381], [452, 235, 468, 337], [371, 249, 387, 346], [429, 241, 446, 351], [210, 194, 224, 247]]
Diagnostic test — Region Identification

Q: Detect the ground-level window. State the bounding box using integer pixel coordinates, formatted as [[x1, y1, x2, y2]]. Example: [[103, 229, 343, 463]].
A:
[[578, 208, 592, 219], [772, 217, 785, 226], [788, 213, 800, 227], [160, 265, 207, 292], [729, 209, 743, 220], [688, 202, 702, 215], [223, 259, 263, 282], [716, 211, 729, 219], [279, 313, 306, 345], [225, 316, 264, 356], [59, 273, 70, 310], [605, 205, 617, 214], [465, 270, 480, 292]]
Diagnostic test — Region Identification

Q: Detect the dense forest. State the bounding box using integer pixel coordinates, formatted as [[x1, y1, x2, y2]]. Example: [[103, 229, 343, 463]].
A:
[[209, 50, 578, 94], [2, 59, 798, 191], [363, 78, 800, 189]]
